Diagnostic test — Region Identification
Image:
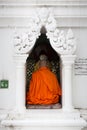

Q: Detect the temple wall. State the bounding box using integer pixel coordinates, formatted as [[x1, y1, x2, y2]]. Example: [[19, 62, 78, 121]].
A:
[[0, 0, 87, 110], [0, 1, 87, 130], [0, 28, 87, 110], [0, 28, 16, 109], [73, 28, 87, 109]]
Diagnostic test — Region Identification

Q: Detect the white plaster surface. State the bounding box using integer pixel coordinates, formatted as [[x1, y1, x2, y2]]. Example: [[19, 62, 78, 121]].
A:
[[0, 0, 87, 130]]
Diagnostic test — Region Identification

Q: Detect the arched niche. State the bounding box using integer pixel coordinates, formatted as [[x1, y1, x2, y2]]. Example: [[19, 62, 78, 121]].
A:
[[14, 8, 76, 113], [26, 28, 62, 109]]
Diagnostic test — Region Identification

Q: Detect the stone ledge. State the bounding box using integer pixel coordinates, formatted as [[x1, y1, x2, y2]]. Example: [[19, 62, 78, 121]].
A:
[[26, 103, 62, 109], [79, 109, 87, 121], [0, 0, 87, 7], [1, 110, 87, 128], [0, 109, 87, 130]]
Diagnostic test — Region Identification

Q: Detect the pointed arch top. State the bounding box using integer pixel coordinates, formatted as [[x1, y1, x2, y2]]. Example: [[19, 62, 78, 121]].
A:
[[14, 8, 76, 55]]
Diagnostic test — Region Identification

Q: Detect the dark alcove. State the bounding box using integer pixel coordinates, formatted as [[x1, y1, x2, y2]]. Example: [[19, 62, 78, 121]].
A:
[[26, 32, 61, 109]]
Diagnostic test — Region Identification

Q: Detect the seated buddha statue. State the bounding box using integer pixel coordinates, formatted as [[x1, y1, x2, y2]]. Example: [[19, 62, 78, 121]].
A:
[[26, 54, 62, 105]]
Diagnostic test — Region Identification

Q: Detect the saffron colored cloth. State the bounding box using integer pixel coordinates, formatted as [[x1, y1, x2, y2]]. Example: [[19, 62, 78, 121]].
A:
[[27, 67, 62, 105]]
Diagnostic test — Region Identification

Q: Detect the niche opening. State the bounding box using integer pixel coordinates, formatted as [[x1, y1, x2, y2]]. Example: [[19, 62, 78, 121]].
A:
[[26, 32, 62, 109]]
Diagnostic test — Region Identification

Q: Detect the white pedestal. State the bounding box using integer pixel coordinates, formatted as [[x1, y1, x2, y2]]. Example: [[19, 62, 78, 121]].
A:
[[1, 109, 87, 130]]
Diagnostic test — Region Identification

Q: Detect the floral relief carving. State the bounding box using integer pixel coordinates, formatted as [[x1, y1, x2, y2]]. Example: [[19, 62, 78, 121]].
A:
[[46, 28, 76, 55], [14, 8, 76, 55], [14, 27, 40, 54]]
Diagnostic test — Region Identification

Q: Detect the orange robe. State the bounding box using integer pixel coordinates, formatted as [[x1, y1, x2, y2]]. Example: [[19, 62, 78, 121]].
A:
[[27, 67, 62, 105]]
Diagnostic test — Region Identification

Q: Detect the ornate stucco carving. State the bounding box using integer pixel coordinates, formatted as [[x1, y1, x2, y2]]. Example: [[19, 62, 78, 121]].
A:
[[14, 26, 40, 54], [46, 28, 76, 55], [14, 8, 76, 55]]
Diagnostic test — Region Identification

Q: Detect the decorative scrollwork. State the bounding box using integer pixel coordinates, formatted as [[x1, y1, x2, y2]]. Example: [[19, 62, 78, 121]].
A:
[[14, 8, 76, 55], [46, 28, 76, 55], [14, 26, 40, 54]]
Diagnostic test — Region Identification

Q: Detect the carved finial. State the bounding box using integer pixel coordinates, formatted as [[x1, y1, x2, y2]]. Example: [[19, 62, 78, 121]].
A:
[[37, 8, 50, 25]]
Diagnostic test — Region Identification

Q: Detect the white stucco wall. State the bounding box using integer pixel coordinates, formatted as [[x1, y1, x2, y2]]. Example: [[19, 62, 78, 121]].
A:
[[73, 28, 87, 108], [0, 28, 16, 109], [0, 0, 87, 110]]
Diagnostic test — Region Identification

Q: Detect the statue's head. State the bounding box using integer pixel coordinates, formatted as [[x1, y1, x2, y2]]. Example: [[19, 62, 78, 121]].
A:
[[39, 54, 48, 61], [39, 54, 48, 68]]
